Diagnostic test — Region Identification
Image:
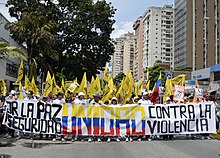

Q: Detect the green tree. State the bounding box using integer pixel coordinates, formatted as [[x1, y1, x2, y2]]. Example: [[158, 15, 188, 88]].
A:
[[5, 12, 58, 76], [113, 72, 125, 88], [0, 42, 27, 61], [144, 63, 166, 90], [7, 0, 116, 82]]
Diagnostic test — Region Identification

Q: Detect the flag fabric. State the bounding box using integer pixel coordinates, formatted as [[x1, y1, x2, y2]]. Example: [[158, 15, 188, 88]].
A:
[[102, 78, 116, 102], [171, 74, 186, 86], [163, 78, 172, 102], [103, 67, 111, 82], [146, 69, 149, 81], [146, 80, 150, 92], [15, 60, 24, 84], [193, 80, 202, 102], [52, 75, 58, 95], [25, 75, 32, 90], [89, 76, 101, 98], [31, 77, 39, 95], [77, 72, 87, 94], [60, 77, 66, 94], [18, 82, 24, 99], [151, 72, 162, 104], [44, 71, 53, 96], [0, 78, 7, 96]]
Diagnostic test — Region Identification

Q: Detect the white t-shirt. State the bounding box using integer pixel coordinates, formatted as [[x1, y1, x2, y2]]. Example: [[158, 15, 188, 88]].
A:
[[137, 99, 153, 105], [53, 98, 66, 104], [73, 99, 85, 105]]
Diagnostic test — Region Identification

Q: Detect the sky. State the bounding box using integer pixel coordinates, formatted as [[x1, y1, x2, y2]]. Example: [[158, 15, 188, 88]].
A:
[[0, 0, 173, 38], [107, 0, 173, 38]]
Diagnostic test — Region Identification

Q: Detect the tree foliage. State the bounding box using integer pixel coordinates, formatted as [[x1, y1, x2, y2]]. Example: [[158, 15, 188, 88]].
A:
[[7, 0, 116, 81], [0, 42, 28, 61], [144, 63, 166, 90], [113, 72, 125, 88]]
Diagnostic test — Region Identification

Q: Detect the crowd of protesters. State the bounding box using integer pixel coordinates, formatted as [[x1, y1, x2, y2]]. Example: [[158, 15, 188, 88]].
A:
[[0, 88, 220, 143]]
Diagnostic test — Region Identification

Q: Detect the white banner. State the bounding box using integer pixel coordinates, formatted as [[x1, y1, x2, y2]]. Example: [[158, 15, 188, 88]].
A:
[[3, 100, 216, 135]]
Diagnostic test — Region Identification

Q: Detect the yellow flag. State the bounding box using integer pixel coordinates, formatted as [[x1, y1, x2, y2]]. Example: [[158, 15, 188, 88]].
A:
[[171, 74, 186, 86], [18, 82, 24, 99], [116, 77, 125, 99], [102, 78, 116, 102], [44, 71, 53, 96], [25, 75, 32, 90], [146, 80, 150, 92], [89, 76, 101, 98], [15, 60, 24, 83], [163, 78, 172, 102], [51, 75, 58, 95], [0, 78, 7, 96], [146, 69, 149, 81], [60, 77, 66, 94], [31, 77, 39, 95], [134, 82, 139, 97], [103, 67, 111, 82], [138, 78, 144, 95], [77, 72, 87, 94], [123, 71, 134, 104]]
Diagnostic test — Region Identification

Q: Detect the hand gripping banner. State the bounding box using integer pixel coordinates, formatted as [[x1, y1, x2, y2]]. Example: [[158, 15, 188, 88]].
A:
[[3, 100, 216, 136]]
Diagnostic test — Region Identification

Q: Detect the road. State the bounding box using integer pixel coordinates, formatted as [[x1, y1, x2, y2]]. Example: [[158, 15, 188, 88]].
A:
[[0, 138, 219, 158]]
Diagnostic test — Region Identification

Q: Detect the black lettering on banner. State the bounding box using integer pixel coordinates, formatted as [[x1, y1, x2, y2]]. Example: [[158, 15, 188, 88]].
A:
[[147, 120, 157, 134], [55, 122, 62, 134], [205, 104, 211, 119], [52, 104, 62, 119], [37, 102, 45, 119], [196, 119, 199, 132], [11, 101, 18, 116], [168, 120, 174, 133], [21, 102, 26, 117], [188, 119, 195, 132], [174, 121, 180, 133], [188, 104, 195, 119], [180, 119, 187, 132], [25, 118, 31, 131], [161, 120, 168, 133], [180, 105, 187, 118], [31, 118, 39, 133], [162, 106, 170, 119], [200, 119, 208, 131], [156, 106, 162, 118], [48, 120, 54, 134], [18, 117, 24, 131], [170, 106, 178, 119], [148, 106, 156, 118], [13, 116, 19, 129], [157, 121, 160, 133], [199, 104, 205, 118], [44, 104, 52, 120], [27, 103, 34, 118], [40, 119, 47, 133]]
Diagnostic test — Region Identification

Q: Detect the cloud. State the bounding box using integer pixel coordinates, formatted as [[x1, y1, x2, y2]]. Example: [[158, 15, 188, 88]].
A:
[[111, 21, 133, 38]]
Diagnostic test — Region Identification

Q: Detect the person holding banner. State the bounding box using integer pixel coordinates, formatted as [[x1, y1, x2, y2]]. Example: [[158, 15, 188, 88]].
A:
[[107, 97, 121, 142], [137, 92, 153, 141], [24, 90, 37, 101], [88, 94, 103, 142], [71, 92, 86, 142], [52, 92, 66, 142], [162, 97, 174, 141]]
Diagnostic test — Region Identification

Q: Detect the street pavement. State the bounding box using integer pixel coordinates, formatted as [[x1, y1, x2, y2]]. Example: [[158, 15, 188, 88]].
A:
[[0, 136, 219, 158]]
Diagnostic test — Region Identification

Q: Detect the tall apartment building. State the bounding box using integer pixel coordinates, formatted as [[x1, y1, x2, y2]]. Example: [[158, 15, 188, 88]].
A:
[[133, 16, 144, 81], [112, 32, 135, 78], [142, 5, 174, 70], [175, 0, 220, 71]]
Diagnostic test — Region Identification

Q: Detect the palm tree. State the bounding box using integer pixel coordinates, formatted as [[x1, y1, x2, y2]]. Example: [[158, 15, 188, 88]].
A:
[[5, 12, 58, 74], [0, 42, 28, 61]]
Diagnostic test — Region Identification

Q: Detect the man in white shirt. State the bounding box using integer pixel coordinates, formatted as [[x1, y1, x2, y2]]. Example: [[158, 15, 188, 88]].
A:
[[137, 91, 153, 105], [73, 92, 86, 105]]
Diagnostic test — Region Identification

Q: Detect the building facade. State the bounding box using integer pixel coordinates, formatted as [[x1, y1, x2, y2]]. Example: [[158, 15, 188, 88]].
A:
[[112, 32, 135, 78], [133, 16, 144, 81], [0, 13, 25, 89], [174, 0, 220, 71], [142, 5, 174, 70]]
